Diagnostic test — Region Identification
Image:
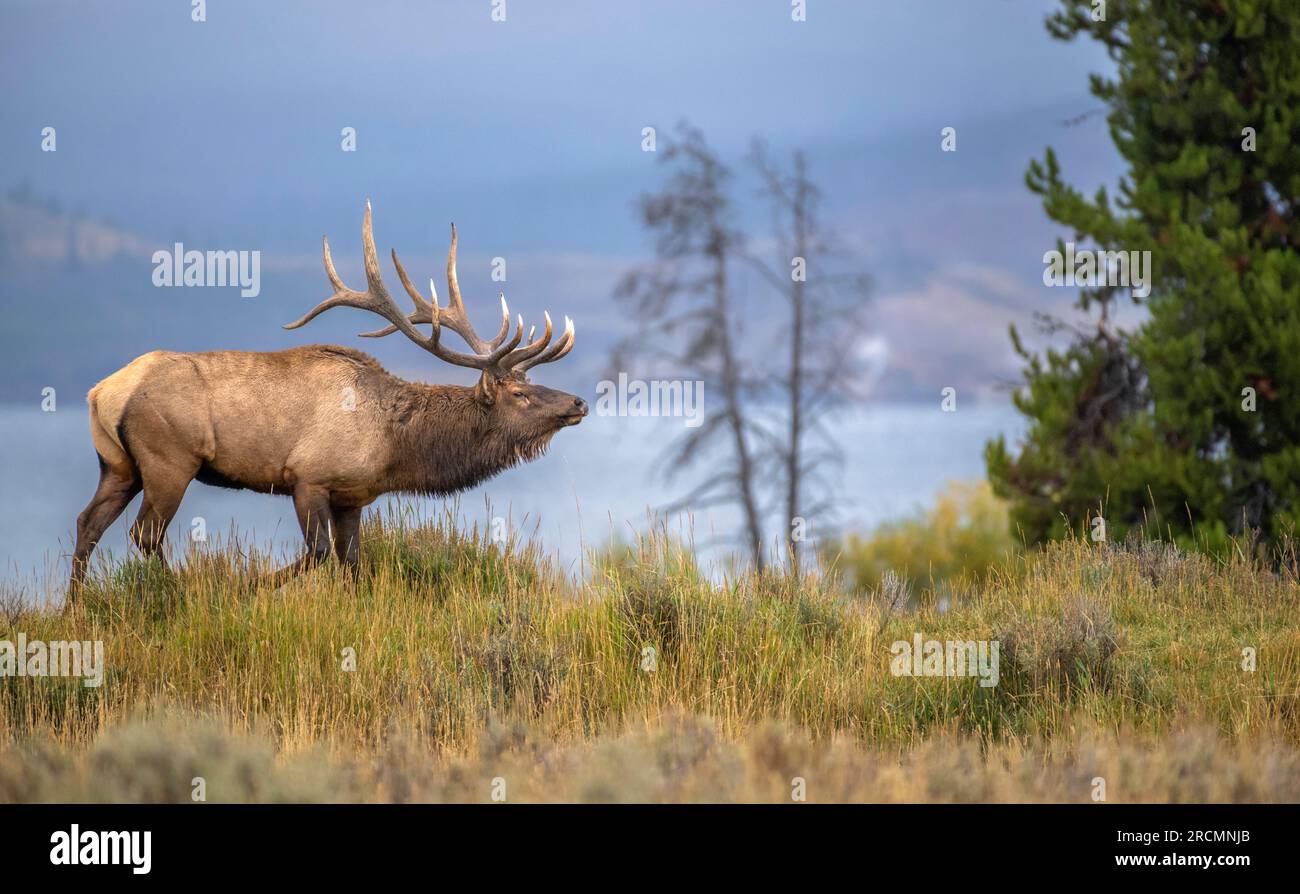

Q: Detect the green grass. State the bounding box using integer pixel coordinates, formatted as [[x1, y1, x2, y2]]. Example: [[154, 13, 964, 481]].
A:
[[2, 504, 1298, 802]]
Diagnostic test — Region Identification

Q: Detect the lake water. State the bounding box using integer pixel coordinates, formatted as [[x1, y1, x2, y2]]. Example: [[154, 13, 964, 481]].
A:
[[0, 403, 1023, 600]]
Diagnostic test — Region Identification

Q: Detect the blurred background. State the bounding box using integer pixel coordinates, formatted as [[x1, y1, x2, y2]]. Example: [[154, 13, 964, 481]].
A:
[[0, 0, 1124, 592]]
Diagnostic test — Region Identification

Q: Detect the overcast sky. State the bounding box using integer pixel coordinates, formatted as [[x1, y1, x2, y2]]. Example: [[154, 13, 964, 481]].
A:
[[1, 0, 1124, 400]]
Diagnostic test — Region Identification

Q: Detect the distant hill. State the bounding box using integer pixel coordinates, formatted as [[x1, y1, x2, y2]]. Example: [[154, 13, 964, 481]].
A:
[[0, 191, 155, 268]]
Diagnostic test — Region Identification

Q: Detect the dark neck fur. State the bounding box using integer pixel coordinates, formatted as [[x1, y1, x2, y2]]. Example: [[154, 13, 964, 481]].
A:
[[388, 382, 555, 496]]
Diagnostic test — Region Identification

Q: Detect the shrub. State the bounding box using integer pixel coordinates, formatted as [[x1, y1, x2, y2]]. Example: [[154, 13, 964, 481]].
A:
[[996, 596, 1122, 698], [827, 480, 1019, 598]]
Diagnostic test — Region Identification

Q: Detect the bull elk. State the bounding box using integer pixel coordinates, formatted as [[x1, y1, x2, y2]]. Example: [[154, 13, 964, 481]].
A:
[[70, 203, 586, 596]]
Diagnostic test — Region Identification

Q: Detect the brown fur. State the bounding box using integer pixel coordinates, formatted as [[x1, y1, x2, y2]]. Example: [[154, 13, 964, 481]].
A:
[[69, 344, 586, 595]]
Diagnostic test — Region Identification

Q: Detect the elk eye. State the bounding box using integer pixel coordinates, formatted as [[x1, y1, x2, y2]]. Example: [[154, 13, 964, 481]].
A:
[[512, 390, 526, 398]]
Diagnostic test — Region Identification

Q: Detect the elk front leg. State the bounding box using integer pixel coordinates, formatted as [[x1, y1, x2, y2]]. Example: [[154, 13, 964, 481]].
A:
[[332, 505, 363, 577], [259, 485, 335, 589]]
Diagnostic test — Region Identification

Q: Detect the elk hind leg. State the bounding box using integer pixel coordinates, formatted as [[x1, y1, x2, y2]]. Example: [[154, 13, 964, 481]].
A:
[[69, 455, 142, 596], [129, 460, 197, 568]]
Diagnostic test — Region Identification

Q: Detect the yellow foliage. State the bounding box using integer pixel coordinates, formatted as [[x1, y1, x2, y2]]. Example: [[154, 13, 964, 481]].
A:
[[828, 480, 1019, 594]]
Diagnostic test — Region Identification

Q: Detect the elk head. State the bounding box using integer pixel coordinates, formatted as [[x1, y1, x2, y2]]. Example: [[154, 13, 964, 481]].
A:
[[284, 202, 587, 445]]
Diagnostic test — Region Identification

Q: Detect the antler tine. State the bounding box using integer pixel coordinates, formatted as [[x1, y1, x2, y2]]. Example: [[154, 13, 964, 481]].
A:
[[434, 223, 489, 353], [285, 201, 428, 349], [390, 249, 436, 319], [429, 310, 526, 370], [359, 248, 436, 339], [515, 316, 575, 372], [499, 310, 555, 369], [281, 234, 352, 330], [488, 293, 511, 349], [446, 223, 465, 313]]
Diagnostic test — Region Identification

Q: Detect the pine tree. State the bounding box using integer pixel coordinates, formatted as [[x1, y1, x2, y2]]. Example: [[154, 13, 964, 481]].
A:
[[987, 0, 1300, 551]]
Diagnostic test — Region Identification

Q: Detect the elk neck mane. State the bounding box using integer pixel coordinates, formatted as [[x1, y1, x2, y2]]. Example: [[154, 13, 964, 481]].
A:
[[384, 375, 558, 496]]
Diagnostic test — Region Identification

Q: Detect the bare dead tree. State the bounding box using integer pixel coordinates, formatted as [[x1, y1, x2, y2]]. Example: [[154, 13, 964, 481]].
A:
[[614, 123, 767, 569], [747, 141, 871, 572]]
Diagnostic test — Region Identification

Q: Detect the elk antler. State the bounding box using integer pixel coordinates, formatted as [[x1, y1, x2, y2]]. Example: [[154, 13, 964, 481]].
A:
[[284, 200, 432, 348], [333, 209, 576, 377], [513, 314, 575, 372], [286, 202, 553, 373]]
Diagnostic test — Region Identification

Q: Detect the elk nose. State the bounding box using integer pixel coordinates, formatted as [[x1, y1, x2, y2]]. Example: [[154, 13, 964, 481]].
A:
[[573, 396, 588, 415]]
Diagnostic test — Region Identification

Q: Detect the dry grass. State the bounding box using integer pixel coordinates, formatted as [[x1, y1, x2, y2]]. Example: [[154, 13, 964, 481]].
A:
[[2, 506, 1299, 802], [4, 711, 1296, 803]]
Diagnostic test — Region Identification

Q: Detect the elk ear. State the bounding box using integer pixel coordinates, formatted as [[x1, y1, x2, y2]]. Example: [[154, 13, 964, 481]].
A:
[[473, 371, 499, 407]]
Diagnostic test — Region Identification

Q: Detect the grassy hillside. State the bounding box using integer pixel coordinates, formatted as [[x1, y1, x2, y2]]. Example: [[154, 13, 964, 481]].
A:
[[3, 507, 1299, 802]]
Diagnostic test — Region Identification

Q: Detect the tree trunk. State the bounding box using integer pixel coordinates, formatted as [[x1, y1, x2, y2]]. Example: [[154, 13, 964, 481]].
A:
[[785, 165, 809, 573], [713, 254, 765, 570]]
